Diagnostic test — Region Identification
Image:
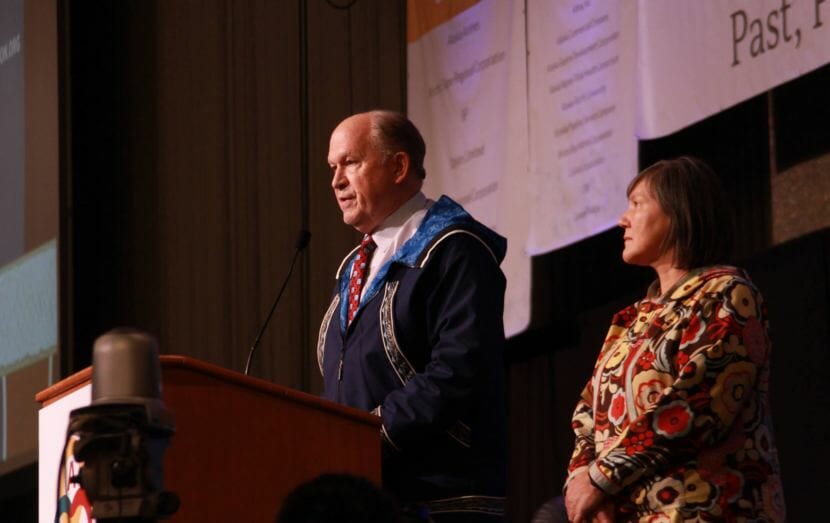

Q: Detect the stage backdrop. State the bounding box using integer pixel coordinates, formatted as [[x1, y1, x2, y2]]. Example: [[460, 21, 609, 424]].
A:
[[407, 0, 830, 335], [407, 0, 531, 336]]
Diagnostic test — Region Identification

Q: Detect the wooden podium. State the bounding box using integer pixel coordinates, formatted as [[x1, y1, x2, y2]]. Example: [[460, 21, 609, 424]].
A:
[[37, 355, 381, 522]]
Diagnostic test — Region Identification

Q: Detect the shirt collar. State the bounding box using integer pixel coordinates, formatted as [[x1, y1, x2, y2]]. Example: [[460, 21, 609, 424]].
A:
[[370, 191, 428, 253]]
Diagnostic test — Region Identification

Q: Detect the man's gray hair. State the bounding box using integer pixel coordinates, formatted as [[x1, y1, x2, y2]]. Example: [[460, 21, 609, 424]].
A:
[[368, 110, 427, 179]]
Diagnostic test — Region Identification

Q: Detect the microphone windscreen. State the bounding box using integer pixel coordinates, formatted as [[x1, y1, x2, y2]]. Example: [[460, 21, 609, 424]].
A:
[[91, 329, 162, 404], [295, 229, 312, 250]]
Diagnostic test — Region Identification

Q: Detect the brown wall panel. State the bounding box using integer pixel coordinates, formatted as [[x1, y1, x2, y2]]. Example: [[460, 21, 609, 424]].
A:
[[376, 0, 408, 111], [5, 357, 49, 467], [146, 0, 310, 386], [507, 353, 557, 522], [237, 0, 304, 386], [154, 0, 234, 371], [122, 0, 163, 345], [347, 0, 407, 111], [23, 0, 58, 251]]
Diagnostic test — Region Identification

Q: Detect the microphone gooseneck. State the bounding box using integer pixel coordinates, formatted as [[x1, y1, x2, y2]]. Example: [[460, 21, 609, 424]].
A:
[[244, 230, 311, 376], [295, 229, 311, 250]]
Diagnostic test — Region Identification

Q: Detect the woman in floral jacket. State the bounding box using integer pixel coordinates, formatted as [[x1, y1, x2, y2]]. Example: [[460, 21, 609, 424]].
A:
[[564, 157, 786, 522]]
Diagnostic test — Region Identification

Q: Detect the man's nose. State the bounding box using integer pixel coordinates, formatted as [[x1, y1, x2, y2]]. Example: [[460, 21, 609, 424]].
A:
[[331, 167, 346, 190]]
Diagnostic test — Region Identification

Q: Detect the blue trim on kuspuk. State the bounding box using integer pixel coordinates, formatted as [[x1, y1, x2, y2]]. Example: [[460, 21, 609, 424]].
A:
[[338, 195, 506, 335]]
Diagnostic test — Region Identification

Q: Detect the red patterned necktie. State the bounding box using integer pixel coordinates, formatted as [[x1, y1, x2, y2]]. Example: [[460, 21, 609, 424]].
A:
[[347, 235, 376, 325]]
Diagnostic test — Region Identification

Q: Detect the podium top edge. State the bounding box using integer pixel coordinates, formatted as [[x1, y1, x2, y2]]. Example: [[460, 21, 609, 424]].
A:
[[36, 354, 381, 429]]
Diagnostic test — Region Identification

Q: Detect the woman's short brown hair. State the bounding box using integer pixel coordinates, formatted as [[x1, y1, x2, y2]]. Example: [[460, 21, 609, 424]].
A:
[[627, 156, 734, 270]]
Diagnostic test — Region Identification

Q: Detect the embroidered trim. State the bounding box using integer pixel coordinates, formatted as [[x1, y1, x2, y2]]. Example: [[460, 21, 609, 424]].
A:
[[423, 495, 506, 516], [317, 295, 340, 378], [446, 420, 472, 448], [373, 405, 401, 451], [380, 281, 473, 450], [381, 425, 401, 452], [381, 424, 400, 450], [419, 229, 499, 268], [335, 244, 361, 279], [379, 281, 417, 384]]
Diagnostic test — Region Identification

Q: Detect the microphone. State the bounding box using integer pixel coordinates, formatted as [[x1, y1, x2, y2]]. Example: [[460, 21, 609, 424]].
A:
[[244, 229, 311, 376]]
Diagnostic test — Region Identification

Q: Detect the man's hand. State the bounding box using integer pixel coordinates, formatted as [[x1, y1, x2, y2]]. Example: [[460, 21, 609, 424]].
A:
[[564, 469, 610, 523]]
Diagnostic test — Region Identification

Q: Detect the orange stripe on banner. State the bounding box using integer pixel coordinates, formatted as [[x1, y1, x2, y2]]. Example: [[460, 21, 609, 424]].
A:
[[407, 0, 481, 43]]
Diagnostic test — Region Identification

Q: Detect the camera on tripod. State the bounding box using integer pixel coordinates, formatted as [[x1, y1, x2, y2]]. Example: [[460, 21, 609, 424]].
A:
[[65, 329, 179, 521]]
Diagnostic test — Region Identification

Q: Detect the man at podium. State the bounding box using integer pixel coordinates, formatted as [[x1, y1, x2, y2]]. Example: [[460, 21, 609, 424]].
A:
[[318, 110, 508, 521]]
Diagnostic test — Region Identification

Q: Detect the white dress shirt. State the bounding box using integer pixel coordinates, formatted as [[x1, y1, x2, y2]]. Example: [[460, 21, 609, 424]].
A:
[[361, 191, 434, 299]]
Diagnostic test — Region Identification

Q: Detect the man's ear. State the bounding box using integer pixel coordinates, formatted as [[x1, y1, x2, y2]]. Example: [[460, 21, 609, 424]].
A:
[[391, 152, 411, 184]]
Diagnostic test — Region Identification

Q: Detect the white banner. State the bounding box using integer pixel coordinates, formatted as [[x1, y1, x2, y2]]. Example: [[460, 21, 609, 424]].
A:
[[408, 0, 830, 331], [408, 0, 530, 336], [637, 0, 830, 138], [525, 0, 638, 254]]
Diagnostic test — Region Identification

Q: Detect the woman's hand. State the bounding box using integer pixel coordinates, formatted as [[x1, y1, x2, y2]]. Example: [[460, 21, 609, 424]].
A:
[[564, 470, 610, 523], [591, 500, 615, 522]]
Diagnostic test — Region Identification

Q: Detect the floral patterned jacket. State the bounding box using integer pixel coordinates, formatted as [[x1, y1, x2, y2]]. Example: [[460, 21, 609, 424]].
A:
[[567, 266, 786, 521]]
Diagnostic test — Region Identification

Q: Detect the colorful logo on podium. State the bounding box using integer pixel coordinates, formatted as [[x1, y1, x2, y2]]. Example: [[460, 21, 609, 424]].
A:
[[56, 434, 93, 523]]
